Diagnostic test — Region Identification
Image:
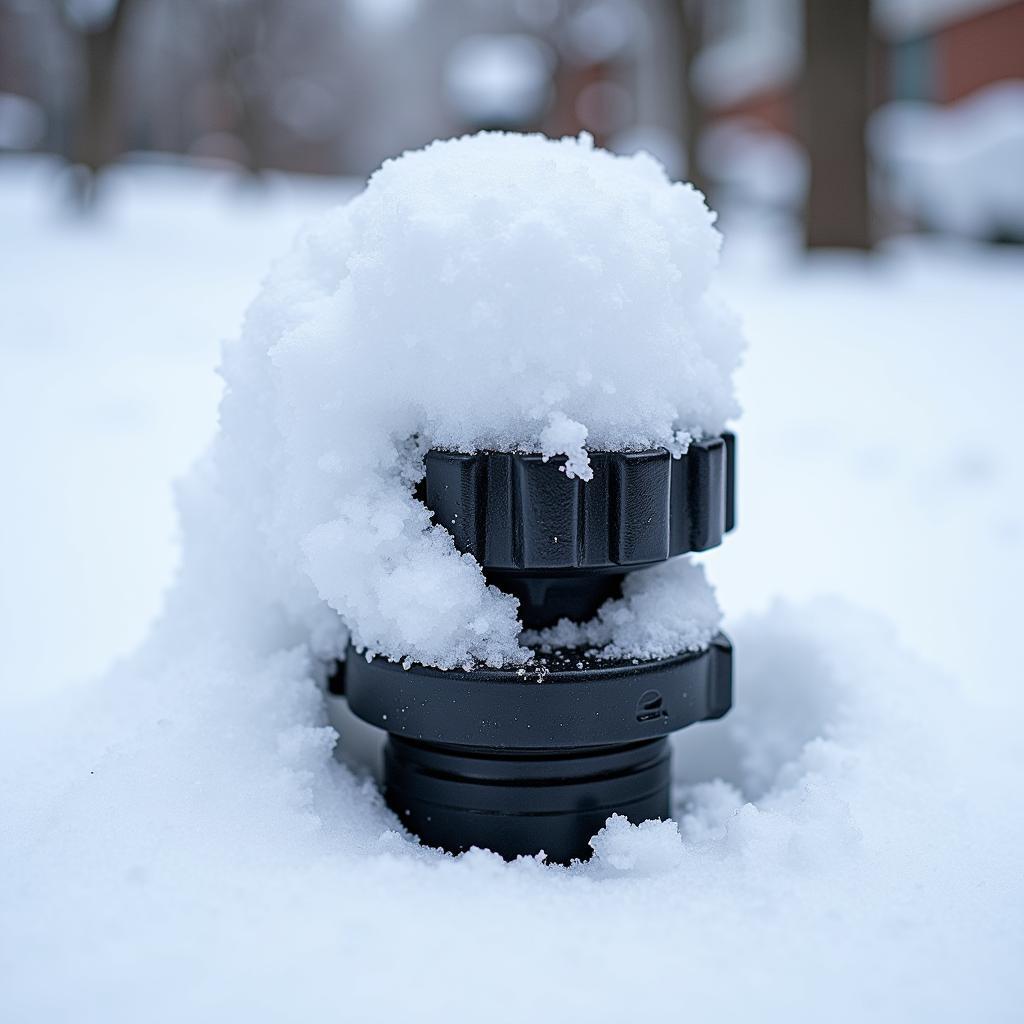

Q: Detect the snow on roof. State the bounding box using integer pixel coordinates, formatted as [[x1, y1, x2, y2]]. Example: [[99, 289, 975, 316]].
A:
[[874, 0, 1018, 39], [870, 80, 1024, 237]]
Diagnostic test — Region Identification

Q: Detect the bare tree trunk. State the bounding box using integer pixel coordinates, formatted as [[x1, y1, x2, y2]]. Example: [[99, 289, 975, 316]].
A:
[[680, 0, 708, 200], [663, 0, 708, 195], [214, 0, 276, 176], [59, 0, 134, 207], [802, 0, 872, 249]]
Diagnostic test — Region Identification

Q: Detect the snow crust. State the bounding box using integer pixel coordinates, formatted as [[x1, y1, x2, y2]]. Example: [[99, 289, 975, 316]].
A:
[[203, 132, 741, 669]]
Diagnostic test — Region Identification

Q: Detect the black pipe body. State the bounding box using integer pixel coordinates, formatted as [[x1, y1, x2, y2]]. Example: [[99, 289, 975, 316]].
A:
[[334, 434, 735, 862]]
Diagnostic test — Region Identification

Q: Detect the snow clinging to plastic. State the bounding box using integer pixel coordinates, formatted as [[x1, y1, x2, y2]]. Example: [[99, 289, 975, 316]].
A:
[[205, 131, 743, 669]]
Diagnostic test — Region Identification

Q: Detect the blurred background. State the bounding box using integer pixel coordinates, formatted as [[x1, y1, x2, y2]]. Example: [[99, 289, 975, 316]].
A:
[[2, 0, 1023, 244], [1, 1, 1023, 706]]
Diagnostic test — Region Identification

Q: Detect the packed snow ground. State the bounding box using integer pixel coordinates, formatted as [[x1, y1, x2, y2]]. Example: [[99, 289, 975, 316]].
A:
[[2, 157, 1023, 1022]]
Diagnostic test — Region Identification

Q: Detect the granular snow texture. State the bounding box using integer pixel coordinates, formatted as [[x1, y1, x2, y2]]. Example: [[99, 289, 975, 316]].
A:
[[1, 602, 1020, 1023], [204, 132, 741, 670], [3, 159, 1023, 1024], [523, 558, 721, 660]]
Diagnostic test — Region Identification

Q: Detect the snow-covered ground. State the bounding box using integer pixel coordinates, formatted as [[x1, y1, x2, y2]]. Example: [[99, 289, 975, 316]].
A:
[[2, 156, 1022, 1021]]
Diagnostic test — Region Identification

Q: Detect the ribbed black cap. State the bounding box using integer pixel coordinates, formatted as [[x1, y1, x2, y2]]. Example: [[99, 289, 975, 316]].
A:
[[423, 432, 735, 572]]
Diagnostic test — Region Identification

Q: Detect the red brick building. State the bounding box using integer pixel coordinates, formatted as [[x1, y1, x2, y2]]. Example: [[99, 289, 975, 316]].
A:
[[697, 0, 1024, 125]]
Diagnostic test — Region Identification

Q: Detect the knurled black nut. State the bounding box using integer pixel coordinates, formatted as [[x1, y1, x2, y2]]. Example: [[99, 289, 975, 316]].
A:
[[424, 432, 735, 572]]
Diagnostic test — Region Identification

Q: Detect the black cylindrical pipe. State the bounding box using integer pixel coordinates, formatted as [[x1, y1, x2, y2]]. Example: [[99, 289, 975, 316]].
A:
[[385, 737, 670, 864], [335, 434, 736, 862]]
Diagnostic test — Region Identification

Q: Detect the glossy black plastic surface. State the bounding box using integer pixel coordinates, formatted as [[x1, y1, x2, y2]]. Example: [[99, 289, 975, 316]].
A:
[[424, 433, 735, 572], [342, 634, 732, 749], [385, 737, 670, 863], [335, 434, 737, 862]]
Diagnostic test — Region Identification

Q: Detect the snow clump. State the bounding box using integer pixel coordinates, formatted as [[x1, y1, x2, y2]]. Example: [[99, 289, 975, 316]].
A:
[[202, 131, 742, 669], [589, 814, 685, 875], [524, 558, 721, 660]]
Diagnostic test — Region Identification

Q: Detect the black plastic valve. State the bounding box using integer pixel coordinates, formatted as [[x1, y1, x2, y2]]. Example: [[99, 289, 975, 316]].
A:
[[331, 433, 735, 862]]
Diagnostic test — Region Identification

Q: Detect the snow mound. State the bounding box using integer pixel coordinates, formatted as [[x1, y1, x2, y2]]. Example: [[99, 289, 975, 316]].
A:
[[3, 601, 1019, 1021], [199, 131, 742, 669]]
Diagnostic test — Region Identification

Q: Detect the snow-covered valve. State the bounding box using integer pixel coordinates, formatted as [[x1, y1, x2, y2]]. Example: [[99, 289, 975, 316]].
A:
[[335, 434, 736, 863]]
